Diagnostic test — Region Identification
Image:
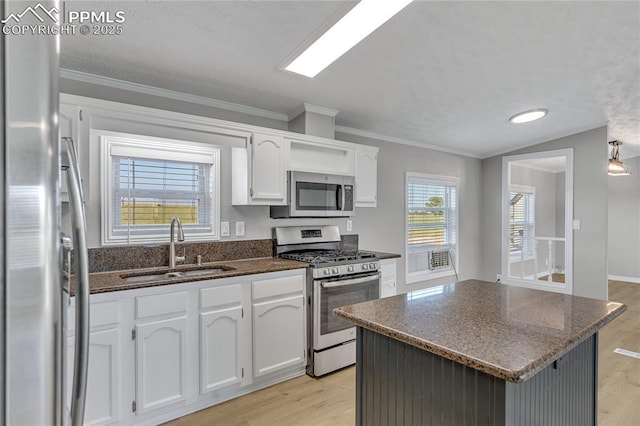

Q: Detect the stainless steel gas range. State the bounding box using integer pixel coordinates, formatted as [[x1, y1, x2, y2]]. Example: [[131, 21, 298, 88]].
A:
[[274, 225, 380, 377]]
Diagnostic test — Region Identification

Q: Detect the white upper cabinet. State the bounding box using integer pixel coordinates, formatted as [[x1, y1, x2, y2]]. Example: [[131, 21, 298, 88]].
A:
[[288, 138, 355, 176], [355, 146, 378, 207], [250, 133, 287, 202], [232, 132, 288, 205]]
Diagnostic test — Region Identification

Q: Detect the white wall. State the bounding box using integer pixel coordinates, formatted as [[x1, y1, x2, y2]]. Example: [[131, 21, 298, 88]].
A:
[[336, 131, 483, 294], [480, 127, 609, 300], [607, 156, 640, 281]]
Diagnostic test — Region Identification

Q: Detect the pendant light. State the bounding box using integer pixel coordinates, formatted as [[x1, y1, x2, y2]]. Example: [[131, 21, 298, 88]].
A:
[[608, 140, 631, 176]]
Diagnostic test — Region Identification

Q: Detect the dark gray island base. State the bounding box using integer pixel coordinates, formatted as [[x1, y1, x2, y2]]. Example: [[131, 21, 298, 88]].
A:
[[334, 280, 626, 426]]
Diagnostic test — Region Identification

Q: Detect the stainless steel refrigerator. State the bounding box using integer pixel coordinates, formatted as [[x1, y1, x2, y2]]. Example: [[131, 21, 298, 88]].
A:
[[1, 0, 90, 424]]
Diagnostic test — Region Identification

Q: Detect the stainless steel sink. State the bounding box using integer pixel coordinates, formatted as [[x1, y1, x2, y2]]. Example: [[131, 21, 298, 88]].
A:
[[120, 265, 235, 283], [121, 272, 184, 284], [181, 268, 228, 277]]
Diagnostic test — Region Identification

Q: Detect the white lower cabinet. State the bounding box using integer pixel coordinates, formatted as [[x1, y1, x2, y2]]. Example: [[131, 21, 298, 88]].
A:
[[66, 299, 121, 426], [135, 316, 188, 414], [69, 268, 306, 425], [134, 291, 189, 415], [252, 273, 306, 377], [380, 258, 398, 298], [199, 284, 249, 394], [252, 294, 305, 376], [85, 328, 121, 425]]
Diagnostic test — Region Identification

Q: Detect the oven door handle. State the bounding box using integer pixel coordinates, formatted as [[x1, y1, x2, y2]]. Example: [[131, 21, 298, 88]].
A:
[[320, 273, 380, 288]]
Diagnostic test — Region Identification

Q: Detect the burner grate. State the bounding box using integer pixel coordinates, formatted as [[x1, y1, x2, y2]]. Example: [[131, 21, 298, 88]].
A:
[[281, 250, 377, 265]]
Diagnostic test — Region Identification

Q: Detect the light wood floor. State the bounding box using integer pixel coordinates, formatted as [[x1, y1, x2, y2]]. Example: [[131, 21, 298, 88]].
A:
[[166, 281, 639, 426], [598, 280, 640, 426]]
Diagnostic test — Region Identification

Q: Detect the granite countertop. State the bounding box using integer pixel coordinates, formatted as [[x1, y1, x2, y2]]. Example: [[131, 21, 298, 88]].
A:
[[333, 279, 626, 383], [71, 257, 308, 295]]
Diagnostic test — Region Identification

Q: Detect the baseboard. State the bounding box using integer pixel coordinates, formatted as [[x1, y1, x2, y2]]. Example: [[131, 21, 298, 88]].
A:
[[608, 275, 640, 284]]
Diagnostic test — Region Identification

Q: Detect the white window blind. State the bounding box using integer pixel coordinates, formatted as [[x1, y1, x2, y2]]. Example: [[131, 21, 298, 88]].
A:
[[406, 173, 458, 281], [101, 134, 219, 244], [509, 189, 535, 256]]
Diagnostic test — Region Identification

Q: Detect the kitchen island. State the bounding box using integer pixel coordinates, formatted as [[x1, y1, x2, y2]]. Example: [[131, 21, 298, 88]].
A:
[[333, 279, 626, 426]]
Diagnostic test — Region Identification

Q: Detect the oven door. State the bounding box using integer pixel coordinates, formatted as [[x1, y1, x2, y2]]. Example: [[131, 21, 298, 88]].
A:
[[313, 272, 380, 350]]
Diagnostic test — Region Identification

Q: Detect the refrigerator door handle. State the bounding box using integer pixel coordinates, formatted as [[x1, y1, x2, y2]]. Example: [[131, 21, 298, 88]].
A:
[[62, 137, 90, 426]]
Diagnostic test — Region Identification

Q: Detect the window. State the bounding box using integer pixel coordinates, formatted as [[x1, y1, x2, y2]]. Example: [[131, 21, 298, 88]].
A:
[[101, 133, 220, 245], [406, 173, 458, 283], [509, 185, 535, 258]]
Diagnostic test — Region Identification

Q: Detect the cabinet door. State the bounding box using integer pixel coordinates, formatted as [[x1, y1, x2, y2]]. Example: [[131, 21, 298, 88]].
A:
[[66, 328, 121, 426], [135, 316, 187, 415], [380, 259, 397, 298], [250, 133, 286, 203], [355, 147, 378, 207], [200, 306, 244, 393], [252, 294, 305, 377]]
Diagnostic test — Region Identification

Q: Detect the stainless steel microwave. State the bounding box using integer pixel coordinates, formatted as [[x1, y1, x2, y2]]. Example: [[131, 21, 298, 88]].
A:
[[270, 171, 355, 218]]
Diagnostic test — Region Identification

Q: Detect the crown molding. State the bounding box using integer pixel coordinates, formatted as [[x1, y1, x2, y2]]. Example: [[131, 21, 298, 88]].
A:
[[288, 103, 340, 120], [59, 68, 289, 122], [302, 103, 340, 117], [334, 125, 481, 159]]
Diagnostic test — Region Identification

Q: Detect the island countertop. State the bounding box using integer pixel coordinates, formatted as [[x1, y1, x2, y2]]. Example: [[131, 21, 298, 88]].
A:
[[333, 279, 626, 383]]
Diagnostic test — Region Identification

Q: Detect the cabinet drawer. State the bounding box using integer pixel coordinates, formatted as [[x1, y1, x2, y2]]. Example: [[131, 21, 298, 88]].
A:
[[67, 300, 119, 333], [136, 291, 187, 320], [252, 274, 304, 300], [200, 284, 243, 310]]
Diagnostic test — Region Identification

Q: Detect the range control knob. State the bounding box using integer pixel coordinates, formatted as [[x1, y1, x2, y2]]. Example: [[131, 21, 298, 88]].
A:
[[369, 263, 376, 270], [347, 265, 354, 273], [332, 267, 339, 274], [323, 268, 330, 276], [362, 264, 369, 270]]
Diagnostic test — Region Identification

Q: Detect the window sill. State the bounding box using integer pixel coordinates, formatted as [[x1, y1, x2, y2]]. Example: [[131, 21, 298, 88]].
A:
[[102, 234, 220, 246], [509, 255, 535, 262], [406, 269, 455, 284]]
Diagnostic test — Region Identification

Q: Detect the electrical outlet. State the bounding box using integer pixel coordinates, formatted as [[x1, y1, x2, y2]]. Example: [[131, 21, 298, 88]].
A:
[[235, 221, 245, 237], [220, 222, 230, 237], [572, 219, 581, 230], [346, 220, 352, 232]]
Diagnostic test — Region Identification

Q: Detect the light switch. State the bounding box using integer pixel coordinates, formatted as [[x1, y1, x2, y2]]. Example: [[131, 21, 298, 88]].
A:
[[236, 221, 245, 237], [346, 220, 353, 232], [572, 219, 581, 230], [221, 222, 230, 237]]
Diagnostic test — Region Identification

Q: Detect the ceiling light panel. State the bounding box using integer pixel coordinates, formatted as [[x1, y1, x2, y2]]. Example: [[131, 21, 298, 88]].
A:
[[285, 0, 414, 78], [509, 109, 548, 124]]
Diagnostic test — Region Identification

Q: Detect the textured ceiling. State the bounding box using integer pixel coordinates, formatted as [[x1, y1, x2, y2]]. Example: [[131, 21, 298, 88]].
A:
[[60, 1, 640, 158]]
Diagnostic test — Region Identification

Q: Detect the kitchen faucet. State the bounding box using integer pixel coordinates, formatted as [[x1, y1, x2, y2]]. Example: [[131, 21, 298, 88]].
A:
[[169, 216, 185, 269]]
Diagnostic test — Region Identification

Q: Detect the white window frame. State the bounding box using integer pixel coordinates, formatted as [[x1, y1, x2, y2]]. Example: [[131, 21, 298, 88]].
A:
[[100, 131, 220, 245], [405, 172, 459, 284], [508, 184, 535, 261]]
